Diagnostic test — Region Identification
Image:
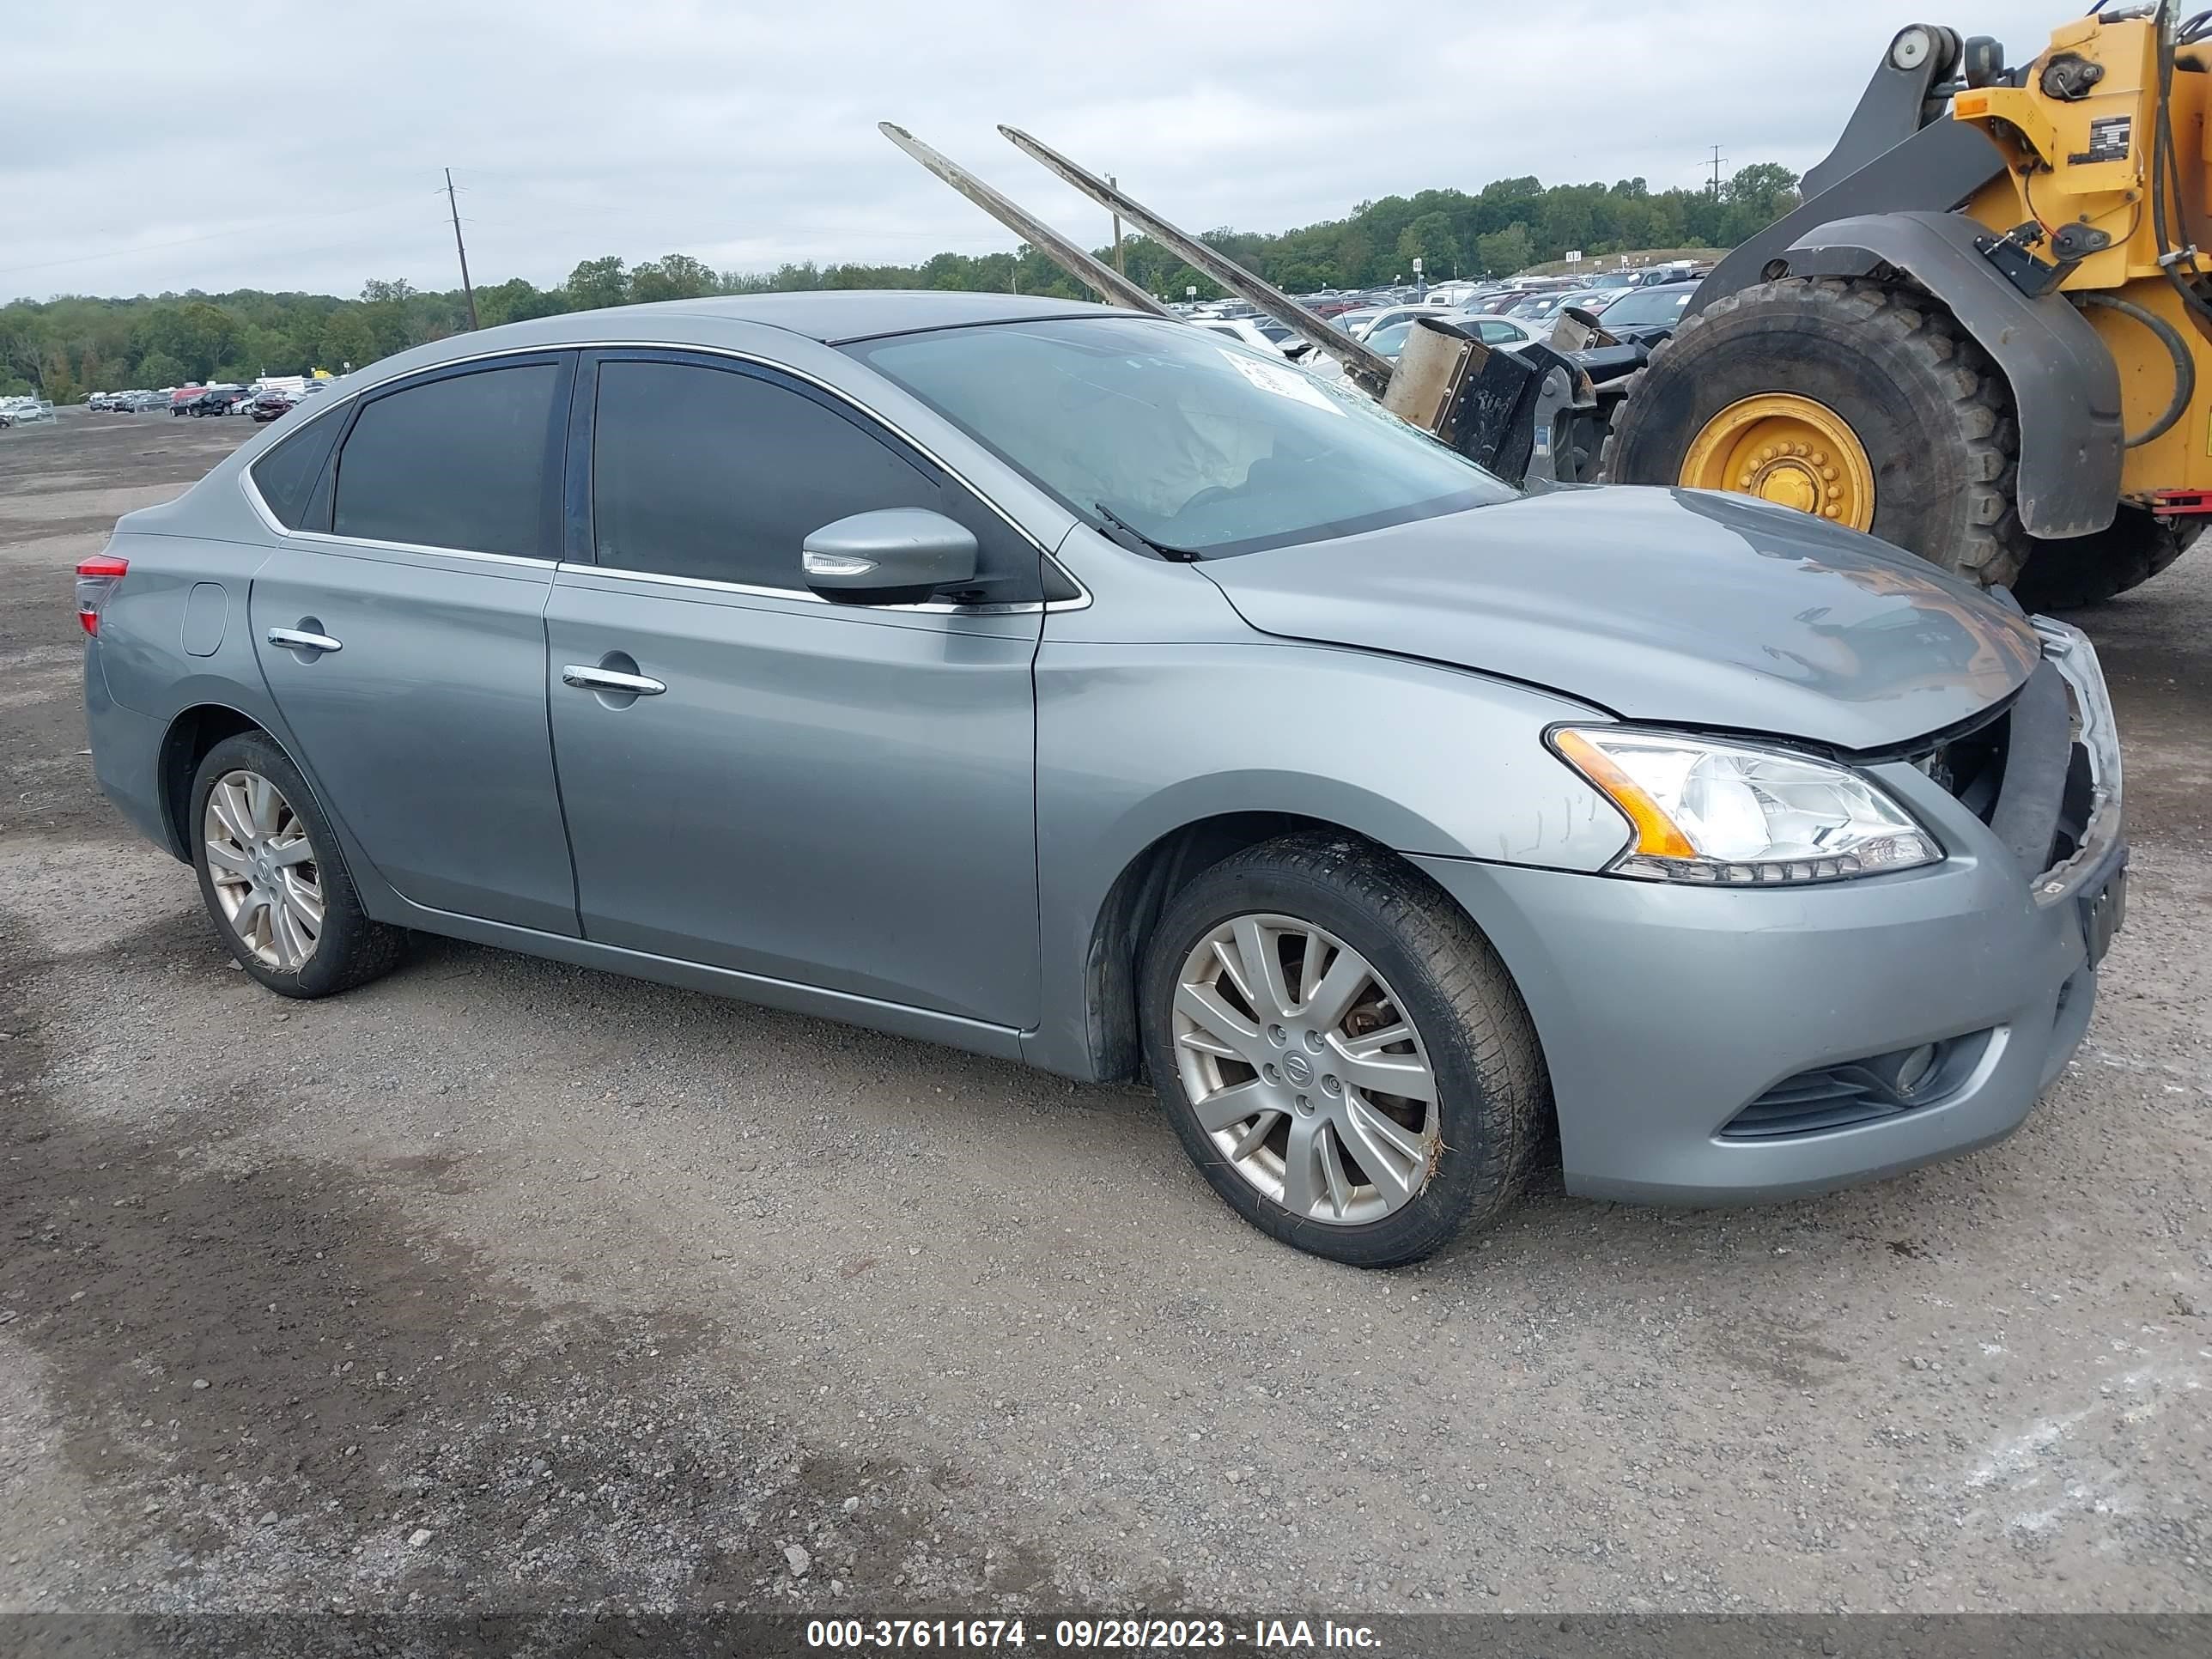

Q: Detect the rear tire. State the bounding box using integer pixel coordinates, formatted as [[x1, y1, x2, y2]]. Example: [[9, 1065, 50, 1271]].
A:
[[1603, 277, 2031, 586], [1139, 834, 1547, 1268], [2013, 507, 2197, 610], [189, 732, 407, 999]]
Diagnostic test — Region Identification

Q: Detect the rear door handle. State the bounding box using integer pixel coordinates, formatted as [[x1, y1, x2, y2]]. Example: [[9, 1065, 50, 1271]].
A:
[[562, 664, 666, 696], [266, 625, 342, 654]]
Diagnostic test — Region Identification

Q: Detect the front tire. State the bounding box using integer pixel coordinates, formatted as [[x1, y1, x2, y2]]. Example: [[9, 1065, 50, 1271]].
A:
[[2014, 507, 2197, 609], [189, 732, 406, 998], [1604, 277, 2031, 586], [1139, 835, 1547, 1268]]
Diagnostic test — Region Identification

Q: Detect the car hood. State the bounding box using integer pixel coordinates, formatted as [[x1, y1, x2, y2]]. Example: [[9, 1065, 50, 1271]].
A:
[[1199, 484, 2041, 751]]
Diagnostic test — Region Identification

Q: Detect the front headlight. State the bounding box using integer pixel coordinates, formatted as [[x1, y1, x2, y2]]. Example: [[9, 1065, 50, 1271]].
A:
[[1549, 726, 1942, 885]]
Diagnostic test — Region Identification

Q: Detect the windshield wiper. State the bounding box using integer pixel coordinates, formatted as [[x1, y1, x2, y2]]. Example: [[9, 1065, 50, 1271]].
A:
[[1093, 502, 1202, 563]]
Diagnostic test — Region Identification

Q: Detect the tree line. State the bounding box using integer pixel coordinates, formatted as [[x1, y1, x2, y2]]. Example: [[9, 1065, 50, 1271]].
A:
[[0, 163, 1799, 399]]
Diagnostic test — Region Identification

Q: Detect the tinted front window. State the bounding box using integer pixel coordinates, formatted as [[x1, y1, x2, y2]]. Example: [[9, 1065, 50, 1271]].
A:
[[332, 363, 559, 556], [591, 360, 939, 588], [852, 316, 1514, 557]]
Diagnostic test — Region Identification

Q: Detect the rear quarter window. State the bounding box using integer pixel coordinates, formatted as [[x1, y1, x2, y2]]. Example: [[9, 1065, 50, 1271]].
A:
[[248, 408, 346, 531]]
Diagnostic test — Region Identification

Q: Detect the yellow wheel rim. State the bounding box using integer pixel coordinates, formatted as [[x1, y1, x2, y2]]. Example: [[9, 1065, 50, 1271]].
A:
[[1678, 394, 1877, 532]]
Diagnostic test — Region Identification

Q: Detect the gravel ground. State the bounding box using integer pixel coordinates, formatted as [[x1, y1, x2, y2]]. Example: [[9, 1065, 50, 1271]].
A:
[[0, 405, 2205, 1620]]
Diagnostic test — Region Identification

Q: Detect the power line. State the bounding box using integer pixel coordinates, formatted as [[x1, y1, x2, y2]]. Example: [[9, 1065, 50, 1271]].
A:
[[1709, 145, 1729, 197]]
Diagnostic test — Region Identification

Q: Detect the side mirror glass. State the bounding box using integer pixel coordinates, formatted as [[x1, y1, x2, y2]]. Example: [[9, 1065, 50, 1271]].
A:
[[801, 508, 979, 605]]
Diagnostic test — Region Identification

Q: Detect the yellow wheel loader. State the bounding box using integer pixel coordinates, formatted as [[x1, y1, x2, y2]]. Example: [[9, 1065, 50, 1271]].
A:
[[890, 2, 2211, 606], [1605, 1, 2212, 605]]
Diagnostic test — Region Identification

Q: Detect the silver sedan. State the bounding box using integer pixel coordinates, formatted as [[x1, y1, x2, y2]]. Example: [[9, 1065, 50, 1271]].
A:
[[80, 293, 2125, 1266]]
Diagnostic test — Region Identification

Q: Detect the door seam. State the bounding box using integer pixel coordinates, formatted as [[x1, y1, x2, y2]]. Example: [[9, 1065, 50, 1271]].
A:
[[538, 575, 590, 939]]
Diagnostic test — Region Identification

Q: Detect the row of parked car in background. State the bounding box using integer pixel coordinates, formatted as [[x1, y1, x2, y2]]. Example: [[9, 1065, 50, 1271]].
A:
[[50, 268, 1701, 434], [49, 266, 1699, 432], [0, 395, 60, 428], [1170, 260, 1711, 372], [85, 379, 332, 422]]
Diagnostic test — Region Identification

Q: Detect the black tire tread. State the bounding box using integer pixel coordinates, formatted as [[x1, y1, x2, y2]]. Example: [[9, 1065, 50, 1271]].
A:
[[1600, 276, 2033, 587], [2014, 509, 2197, 610], [190, 732, 407, 1000], [1141, 833, 1549, 1267]]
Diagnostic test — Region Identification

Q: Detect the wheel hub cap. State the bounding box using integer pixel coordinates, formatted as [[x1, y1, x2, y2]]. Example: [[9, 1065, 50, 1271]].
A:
[[1677, 392, 1878, 532], [204, 769, 324, 973], [1170, 914, 1439, 1227]]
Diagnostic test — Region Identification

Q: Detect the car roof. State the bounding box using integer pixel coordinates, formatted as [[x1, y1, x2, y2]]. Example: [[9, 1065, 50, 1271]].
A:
[[636, 291, 1117, 343], [312, 291, 1139, 398], [1607, 281, 1701, 302]]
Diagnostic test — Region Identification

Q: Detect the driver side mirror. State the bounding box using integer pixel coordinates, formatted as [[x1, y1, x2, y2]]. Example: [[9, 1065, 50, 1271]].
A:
[[801, 508, 978, 605]]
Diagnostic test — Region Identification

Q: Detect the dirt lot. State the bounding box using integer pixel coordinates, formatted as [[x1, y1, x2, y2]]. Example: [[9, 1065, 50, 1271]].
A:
[[0, 405, 2206, 1620]]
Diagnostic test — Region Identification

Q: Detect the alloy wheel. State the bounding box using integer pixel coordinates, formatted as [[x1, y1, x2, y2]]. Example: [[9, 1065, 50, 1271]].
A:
[[1171, 913, 1438, 1226], [203, 769, 324, 972]]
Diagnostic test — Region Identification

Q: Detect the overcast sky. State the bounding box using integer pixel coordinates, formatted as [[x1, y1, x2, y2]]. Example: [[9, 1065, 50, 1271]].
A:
[[6, 1, 2071, 305]]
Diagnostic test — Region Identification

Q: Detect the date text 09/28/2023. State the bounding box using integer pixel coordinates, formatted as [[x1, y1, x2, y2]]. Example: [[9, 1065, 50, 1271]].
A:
[[804, 1617, 1383, 1650]]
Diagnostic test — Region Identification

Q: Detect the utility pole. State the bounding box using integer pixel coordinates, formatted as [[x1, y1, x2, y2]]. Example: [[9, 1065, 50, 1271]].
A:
[[1709, 146, 1728, 198], [446, 167, 480, 331], [1109, 173, 1126, 276]]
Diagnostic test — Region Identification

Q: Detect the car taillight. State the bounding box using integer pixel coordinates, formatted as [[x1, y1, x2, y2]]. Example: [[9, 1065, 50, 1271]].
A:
[[76, 554, 127, 636]]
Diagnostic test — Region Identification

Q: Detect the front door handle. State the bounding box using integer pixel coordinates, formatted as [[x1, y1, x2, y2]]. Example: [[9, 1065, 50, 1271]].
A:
[[267, 624, 342, 655], [562, 664, 666, 696]]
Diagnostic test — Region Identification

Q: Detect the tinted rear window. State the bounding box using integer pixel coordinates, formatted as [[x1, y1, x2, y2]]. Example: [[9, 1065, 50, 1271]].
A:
[[248, 409, 345, 531], [332, 363, 561, 556]]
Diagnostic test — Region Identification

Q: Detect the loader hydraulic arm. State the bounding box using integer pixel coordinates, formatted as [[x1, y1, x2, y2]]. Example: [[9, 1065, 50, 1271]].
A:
[[878, 121, 1620, 487], [991, 126, 1397, 398]]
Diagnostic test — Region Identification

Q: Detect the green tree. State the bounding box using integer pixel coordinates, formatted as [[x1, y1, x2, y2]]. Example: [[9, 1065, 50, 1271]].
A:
[[137, 350, 186, 387], [564, 256, 629, 310], [1720, 162, 1801, 242], [318, 309, 376, 373], [1536, 188, 1601, 261], [130, 301, 239, 380], [628, 253, 718, 303], [1476, 222, 1535, 276], [1724, 162, 1800, 215], [0, 157, 1797, 385], [40, 351, 78, 403], [356, 279, 419, 358], [1396, 212, 1459, 279], [475, 277, 565, 327], [1159, 264, 1221, 302], [0, 315, 43, 387]]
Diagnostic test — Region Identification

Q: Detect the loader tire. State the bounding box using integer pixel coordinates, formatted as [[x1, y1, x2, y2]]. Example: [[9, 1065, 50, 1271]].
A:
[[1601, 277, 2032, 587], [2012, 507, 2197, 610]]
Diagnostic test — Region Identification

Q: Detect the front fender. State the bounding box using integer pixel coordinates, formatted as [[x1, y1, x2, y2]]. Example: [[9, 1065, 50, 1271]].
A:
[[1778, 210, 2123, 539], [1025, 637, 1627, 1079]]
